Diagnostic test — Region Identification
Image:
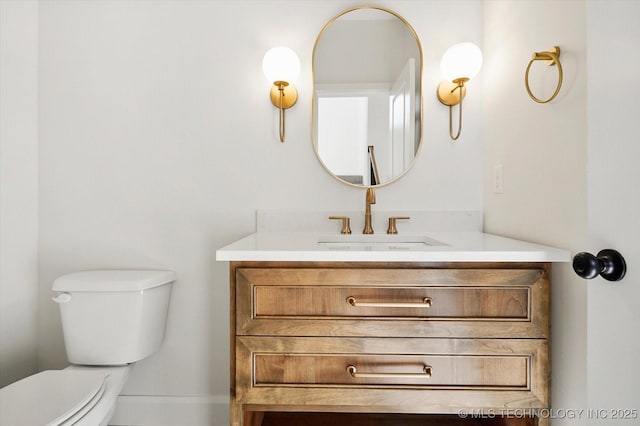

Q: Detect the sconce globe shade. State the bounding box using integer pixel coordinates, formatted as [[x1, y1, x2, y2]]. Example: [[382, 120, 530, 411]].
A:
[[262, 46, 301, 85], [440, 42, 483, 82]]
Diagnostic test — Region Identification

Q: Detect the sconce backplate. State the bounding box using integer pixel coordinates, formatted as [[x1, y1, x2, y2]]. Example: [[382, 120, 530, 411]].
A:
[[269, 85, 298, 109], [437, 81, 467, 107]]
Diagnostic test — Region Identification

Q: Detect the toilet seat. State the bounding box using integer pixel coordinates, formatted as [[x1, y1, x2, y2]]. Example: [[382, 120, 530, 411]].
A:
[[0, 369, 108, 426]]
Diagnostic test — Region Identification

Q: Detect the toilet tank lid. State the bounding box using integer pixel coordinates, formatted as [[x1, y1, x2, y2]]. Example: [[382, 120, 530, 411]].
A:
[[52, 270, 176, 292]]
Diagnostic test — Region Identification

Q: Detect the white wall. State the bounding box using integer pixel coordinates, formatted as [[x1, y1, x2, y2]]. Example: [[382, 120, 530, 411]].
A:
[[8, 1, 625, 425], [482, 1, 588, 424], [0, 0, 40, 388], [34, 1, 483, 423]]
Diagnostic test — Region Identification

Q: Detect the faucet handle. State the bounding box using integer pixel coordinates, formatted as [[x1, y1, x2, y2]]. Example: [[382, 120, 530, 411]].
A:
[[387, 216, 410, 234], [329, 216, 352, 234]]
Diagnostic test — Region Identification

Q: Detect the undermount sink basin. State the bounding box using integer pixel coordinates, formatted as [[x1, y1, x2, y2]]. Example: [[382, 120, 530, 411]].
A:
[[317, 234, 445, 250]]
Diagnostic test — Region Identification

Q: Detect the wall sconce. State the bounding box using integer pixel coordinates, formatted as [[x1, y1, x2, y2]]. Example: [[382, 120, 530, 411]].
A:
[[436, 42, 483, 141], [262, 46, 300, 142]]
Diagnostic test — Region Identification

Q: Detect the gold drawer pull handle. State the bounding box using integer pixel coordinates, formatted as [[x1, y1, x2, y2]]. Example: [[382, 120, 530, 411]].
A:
[[346, 296, 432, 308], [346, 365, 432, 379]]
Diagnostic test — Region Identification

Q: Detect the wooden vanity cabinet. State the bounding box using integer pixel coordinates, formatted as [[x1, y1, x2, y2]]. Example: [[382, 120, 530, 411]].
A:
[[228, 261, 551, 426]]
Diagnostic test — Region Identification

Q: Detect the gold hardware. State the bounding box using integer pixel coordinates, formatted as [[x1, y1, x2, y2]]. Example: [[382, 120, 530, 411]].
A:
[[328, 216, 352, 234], [525, 46, 563, 103], [436, 42, 482, 141], [437, 78, 468, 140], [346, 296, 432, 308], [263, 47, 300, 142], [387, 216, 410, 234], [363, 187, 376, 234], [269, 82, 298, 142], [347, 364, 432, 379]]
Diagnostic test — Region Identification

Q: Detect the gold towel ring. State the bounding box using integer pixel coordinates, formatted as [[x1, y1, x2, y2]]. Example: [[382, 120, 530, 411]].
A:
[[525, 46, 563, 103]]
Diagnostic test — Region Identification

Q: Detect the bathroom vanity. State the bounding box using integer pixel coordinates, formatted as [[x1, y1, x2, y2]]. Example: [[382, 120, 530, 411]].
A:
[[217, 229, 569, 426], [218, 6, 572, 425]]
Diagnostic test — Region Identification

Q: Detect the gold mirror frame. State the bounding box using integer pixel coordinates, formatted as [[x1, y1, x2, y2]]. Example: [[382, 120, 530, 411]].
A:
[[311, 6, 424, 189]]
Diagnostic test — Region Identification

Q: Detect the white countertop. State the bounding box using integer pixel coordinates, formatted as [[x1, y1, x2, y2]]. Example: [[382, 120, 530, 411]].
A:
[[215, 231, 570, 263]]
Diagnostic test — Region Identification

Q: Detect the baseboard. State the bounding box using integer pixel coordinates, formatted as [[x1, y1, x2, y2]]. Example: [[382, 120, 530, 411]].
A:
[[109, 394, 229, 426]]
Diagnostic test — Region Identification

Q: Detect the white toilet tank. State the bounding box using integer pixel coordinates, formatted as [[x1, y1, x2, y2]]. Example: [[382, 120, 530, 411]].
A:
[[52, 270, 176, 366]]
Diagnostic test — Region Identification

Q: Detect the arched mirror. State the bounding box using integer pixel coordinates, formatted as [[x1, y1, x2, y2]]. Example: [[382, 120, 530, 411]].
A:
[[312, 6, 423, 187]]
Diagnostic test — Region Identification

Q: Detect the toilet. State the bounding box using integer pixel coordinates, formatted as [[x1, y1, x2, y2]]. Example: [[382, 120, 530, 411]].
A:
[[0, 269, 175, 426]]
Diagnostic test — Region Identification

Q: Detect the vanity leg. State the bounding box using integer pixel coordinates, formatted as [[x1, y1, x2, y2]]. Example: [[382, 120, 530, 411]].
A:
[[230, 402, 242, 426], [231, 403, 265, 426], [537, 416, 550, 426]]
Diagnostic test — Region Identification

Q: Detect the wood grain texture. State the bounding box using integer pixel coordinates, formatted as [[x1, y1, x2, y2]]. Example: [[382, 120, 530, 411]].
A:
[[254, 353, 528, 388], [254, 286, 529, 318], [236, 336, 548, 410], [228, 262, 551, 426], [237, 266, 549, 338]]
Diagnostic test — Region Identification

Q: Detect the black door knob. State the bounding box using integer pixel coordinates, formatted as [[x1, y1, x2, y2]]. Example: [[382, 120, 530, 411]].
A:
[[572, 249, 626, 282]]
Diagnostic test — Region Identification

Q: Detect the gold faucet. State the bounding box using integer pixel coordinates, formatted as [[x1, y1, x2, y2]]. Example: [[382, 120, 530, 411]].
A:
[[363, 187, 376, 234]]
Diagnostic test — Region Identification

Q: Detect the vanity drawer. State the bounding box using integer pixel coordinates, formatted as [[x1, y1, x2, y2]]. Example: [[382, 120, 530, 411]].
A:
[[235, 267, 549, 338], [235, 336, 549, 411], [253, 286, 529, 318], [253, 353, 527, 388]]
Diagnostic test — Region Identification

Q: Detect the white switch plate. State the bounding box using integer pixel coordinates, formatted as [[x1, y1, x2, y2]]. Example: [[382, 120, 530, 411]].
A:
[[494, 164, 504, 193]]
